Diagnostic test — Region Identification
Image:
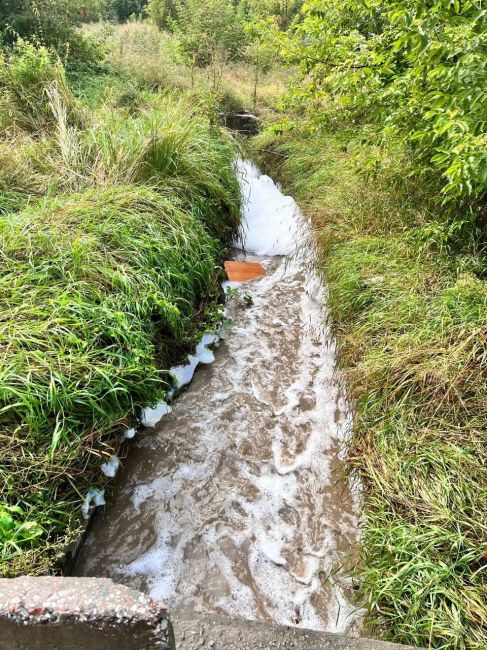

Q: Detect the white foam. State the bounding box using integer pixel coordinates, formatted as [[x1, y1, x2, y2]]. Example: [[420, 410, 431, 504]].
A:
[[170, 332, 219, 389], [122, 515, 183, 602], [170, 355, 199, 389], [222, 280, 241, 293], [141, 401, 172, 428], [235, 159, 302, 256], [100, 455, 120, 478], [81, 487, 105, 520], [131, 475, 181, 513], [195, 333, 218, 362]]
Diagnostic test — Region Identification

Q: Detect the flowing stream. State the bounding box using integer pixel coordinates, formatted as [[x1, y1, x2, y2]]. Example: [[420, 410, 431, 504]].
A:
[[75, 161, 361, 634]]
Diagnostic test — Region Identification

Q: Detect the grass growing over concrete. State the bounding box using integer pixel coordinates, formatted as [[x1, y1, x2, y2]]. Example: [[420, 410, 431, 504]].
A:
[[256, 124, 487, 649], [0, 42, 240, 576]]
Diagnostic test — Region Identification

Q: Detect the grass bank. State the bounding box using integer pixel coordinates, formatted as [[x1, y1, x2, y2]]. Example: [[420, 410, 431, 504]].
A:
[[0, 41, 240, 576], [256, 124, 487, 649]]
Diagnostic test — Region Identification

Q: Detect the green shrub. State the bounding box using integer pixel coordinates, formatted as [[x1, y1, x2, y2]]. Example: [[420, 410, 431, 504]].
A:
[[108, 0, 148, 21], [0, 0, 100, 64], [281, 0, 487, 216], [171, 0, 246, 66]]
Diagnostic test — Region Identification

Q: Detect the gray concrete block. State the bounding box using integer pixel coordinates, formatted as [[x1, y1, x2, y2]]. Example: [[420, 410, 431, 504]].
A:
[[0, 577, 175, 650], [172, 609, 421, 650]]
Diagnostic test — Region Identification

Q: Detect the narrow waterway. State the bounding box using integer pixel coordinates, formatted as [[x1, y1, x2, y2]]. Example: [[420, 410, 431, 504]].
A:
[[75, 161, 361, 634]]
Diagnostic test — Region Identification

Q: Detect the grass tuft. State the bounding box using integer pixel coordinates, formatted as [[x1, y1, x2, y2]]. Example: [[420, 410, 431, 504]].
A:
[[0, 185, 235, 575]]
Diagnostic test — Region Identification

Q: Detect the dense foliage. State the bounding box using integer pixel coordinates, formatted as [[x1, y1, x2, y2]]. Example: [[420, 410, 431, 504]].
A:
[[0, 0, 97, 60], [108, 0, 148, 21], [146, 0, 302, 63], [282, 0, 487, 216], [170, 0, 245, 66]]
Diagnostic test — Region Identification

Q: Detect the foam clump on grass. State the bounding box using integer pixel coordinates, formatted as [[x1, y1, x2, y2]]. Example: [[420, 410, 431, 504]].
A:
[[100, 456, 120, 478], [170, 332, 220, 389], [141, 402, 172, 429]]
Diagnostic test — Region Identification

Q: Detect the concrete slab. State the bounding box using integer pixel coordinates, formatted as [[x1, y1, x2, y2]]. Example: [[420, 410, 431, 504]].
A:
[[0, 577, 175, 650], [172, 610, 420, 650]]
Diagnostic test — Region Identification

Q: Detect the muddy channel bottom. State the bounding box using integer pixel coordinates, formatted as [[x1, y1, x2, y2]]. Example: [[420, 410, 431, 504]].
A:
[[75, 252, 361, 634]]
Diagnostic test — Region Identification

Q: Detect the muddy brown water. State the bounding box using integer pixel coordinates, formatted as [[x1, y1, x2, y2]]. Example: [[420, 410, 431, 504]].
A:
[[75, 164, 362, 634], [75, 255, 361, 633]]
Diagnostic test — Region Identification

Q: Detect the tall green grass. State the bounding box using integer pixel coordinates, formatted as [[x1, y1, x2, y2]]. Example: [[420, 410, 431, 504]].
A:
[[0, 43, 241, 576], [256, 124, 487, 649], [80, 97, 241, 240], [0, 40, 81, 133], [1, 83, 241, 237], [0, 184, 235, 576]]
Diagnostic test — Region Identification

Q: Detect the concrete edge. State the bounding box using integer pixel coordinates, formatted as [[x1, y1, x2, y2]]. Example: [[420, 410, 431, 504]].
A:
[[172, 609, 423, 650], [0, 577, 175, 650]]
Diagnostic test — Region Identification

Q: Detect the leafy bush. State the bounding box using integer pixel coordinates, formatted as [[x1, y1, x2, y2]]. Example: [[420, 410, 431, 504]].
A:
[[237, 0, 303, 26], [146, 0, 178, 28], [0, 506, 43, 556], [0, 0, 100, 63], [170, 0, 246, 66], [282, 0, 487, 213], [108, 0, 148, 21]]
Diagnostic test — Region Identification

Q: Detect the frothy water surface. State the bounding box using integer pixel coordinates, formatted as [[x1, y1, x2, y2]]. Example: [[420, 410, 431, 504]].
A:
[[75, 161, 361, 634], [235, 160, 302, 256]]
